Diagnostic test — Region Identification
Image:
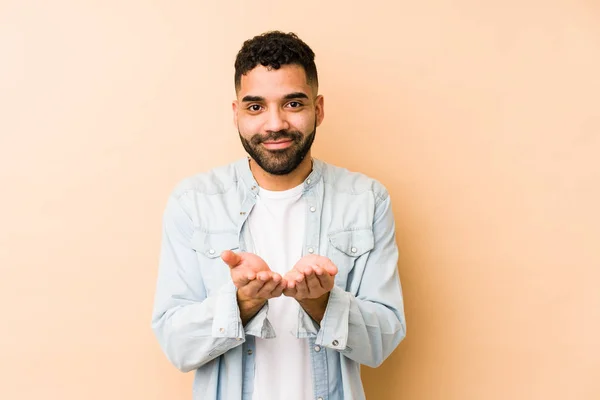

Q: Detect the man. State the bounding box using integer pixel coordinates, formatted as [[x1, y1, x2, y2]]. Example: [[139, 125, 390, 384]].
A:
[[152, 31, 406, 400]]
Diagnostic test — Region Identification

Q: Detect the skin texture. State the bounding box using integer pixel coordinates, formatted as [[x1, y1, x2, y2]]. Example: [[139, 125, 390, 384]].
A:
[[232, 64, 324, 191]]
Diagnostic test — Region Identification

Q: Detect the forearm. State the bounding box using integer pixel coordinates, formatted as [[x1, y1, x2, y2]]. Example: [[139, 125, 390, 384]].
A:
[[152, 285, 245, 372]]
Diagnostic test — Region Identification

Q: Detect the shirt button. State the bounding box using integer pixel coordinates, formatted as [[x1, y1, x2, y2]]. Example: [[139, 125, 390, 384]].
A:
[[308, 247, 314, 254], [317, 397, 323, 400], [209, 248, 216, 255], [219, 328, 224, 333], [310, 206, 316, 212], [247, 349, 253, 355], [314, 345, 321, 352], [350, 247, 357, 253], [306, 178, 311, 184], [332, 340, 339, 346]]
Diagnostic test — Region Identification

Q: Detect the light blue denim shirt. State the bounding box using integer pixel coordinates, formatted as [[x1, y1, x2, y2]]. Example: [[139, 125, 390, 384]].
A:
[[152, 158, 406, 400]]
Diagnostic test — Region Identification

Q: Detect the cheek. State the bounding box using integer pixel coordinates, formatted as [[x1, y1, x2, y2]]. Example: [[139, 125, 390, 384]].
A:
[[289, 113, 315, 132], [237, 116, 263, 134]]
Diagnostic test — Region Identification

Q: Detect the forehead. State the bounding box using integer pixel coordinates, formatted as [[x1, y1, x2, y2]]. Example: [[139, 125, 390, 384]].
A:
[[238, 64, 314, 99]]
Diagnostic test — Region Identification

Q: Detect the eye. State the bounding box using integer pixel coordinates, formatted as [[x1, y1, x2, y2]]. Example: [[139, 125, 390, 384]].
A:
[[247, 104, 263, 112], [287, 101, 303, 109]]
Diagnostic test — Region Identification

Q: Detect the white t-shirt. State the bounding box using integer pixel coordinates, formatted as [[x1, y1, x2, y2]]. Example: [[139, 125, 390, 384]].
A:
[[248, 183, 314, 400]]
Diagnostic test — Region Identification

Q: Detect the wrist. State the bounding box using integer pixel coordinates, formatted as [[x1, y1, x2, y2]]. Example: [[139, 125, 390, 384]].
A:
[[237, 292, 266, 313], [237, 293, 266, 326], [237, 293, 265, 310], [298, 292, 330, 324], [299, 291, 329, 307]]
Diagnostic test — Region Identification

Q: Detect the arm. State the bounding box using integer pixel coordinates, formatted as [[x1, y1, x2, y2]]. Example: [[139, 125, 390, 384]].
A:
[[151, 195, 263, 372], [315, 194, 406, 367]]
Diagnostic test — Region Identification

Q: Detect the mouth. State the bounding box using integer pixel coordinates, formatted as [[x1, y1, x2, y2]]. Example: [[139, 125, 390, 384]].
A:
[[262, 139, 293, 150]]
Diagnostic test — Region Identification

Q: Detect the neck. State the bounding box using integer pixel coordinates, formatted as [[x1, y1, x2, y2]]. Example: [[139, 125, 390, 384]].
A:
[[249, 154, 313, 191]]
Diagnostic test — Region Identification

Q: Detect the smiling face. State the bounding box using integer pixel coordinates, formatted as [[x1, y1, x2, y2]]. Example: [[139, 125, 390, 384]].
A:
[[233, 64, 324, 176]]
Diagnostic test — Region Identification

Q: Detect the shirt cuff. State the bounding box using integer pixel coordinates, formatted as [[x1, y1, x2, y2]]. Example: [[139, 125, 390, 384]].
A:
[[296, 301, 320, 338], [212, 280, 244, 339], [315, 285, 350, 351], [245, 301, 276, 339]]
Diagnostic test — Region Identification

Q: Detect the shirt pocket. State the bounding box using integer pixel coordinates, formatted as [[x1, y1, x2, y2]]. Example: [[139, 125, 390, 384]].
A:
[[327, 229, 375, 291], [191, 231, 240, 295]]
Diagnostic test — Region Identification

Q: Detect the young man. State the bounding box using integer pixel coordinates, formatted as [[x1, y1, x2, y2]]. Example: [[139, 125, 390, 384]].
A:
[[152, 31, 406, 400]]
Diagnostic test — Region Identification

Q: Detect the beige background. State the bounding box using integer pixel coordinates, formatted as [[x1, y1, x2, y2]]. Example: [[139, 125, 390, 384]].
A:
[[1, 0, 599, 399]]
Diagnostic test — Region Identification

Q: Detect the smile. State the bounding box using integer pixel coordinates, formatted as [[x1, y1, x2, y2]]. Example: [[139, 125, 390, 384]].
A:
[[262, 140, 293, 150]]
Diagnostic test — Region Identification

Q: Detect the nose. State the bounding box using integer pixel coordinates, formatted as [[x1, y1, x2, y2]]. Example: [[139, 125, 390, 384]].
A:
[[264, 108, 290, 133]]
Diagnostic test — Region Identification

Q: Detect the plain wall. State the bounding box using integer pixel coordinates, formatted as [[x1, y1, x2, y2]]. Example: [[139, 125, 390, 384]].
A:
[[1, 1, 599, 399]]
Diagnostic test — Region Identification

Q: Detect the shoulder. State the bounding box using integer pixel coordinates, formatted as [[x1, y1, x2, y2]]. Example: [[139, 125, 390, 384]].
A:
[[319, 160, 389, 203], [170, 159, 240, 200]]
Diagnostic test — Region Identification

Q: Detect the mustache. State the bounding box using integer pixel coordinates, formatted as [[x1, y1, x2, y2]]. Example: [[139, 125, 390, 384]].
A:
[[250, 130, 302, 145]]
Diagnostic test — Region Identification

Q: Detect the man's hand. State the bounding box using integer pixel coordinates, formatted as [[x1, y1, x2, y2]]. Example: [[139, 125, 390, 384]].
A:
[[283, 255, 338, 299], [282, 255, 338, 323], [221, 250, 286, 325]]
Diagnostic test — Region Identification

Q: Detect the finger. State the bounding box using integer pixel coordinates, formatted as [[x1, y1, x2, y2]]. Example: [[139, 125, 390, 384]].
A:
[[284, 271, 303, 289], [301, 265, 315, 277], [318, 257, 338, 276], [241, 277, 267, 298], [313, 265, 325, 276], [286, 278, 295, 289], [295, 278, 309, 299], [221, 250, 242, 268], [255, 273, 280, 295], [255, 271, 281, 286], [257, 270, 272, 282], [282, 286, 297, 297], [256, 276, 279, 298], [271, 273, 282, 284], [316, 271, 335, 292], [232, 269, 256, 288], [270, 279, 287, 297], [305, 272, 323, 295]]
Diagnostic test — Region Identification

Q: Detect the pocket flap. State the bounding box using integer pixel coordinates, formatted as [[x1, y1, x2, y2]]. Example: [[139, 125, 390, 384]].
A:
[[191, 231, 240, 259], [328, 229, 374, 257]]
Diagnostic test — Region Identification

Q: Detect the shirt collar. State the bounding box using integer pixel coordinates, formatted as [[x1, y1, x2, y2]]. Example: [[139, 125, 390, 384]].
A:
[[234, 157, 323, 194]]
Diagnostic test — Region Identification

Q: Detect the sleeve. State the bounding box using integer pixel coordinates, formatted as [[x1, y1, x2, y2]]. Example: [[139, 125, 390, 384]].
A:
[[313, 194, 407, 367], [151, 194, 269, 372]]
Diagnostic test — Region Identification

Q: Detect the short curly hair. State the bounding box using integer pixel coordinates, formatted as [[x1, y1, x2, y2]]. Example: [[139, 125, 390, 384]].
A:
[[234, 31, 318, 92]]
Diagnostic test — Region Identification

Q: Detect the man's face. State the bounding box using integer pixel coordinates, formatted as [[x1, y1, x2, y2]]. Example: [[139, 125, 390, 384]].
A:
[[233, 64, 324, 176]]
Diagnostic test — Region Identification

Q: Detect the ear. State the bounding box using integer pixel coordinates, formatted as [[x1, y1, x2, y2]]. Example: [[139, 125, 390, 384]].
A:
[[315, 95, 325, 127], [232, 100, 239, 127]]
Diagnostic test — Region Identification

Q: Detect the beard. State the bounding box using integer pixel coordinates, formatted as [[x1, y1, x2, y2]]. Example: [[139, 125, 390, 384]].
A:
[[238, 123, 316, 176]]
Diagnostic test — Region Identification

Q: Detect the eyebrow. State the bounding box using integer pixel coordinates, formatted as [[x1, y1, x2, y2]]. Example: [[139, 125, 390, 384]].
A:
[[241, 95, 264, 103], [241, 92, 310, 103], [283, 92, 309, 100]]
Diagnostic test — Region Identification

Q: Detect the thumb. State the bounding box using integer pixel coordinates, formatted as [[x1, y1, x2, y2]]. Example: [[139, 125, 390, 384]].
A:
[[221, 250, 242, 268]]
